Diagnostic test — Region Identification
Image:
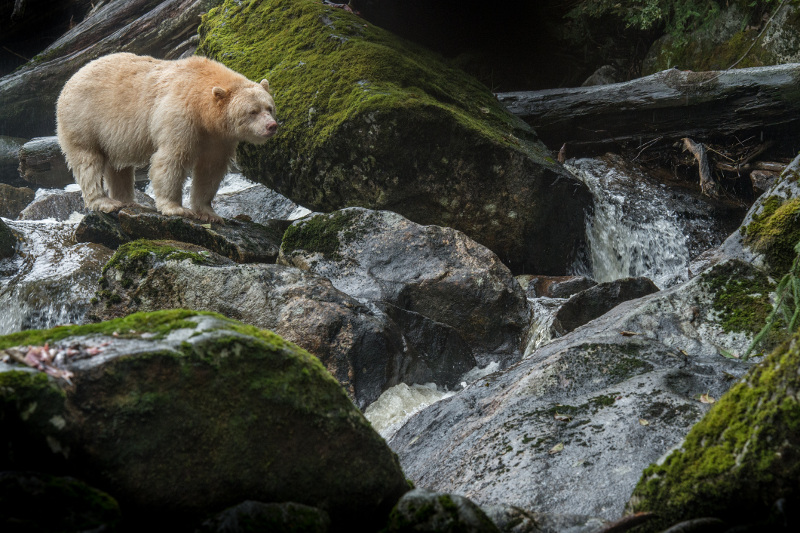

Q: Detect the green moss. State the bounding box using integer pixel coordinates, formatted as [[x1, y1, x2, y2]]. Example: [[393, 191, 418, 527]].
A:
[[701, 260, 776, 336], [102, 239, 213, 276], [281, 210, 362, 258], [0, 309, 212, 350], [742, 196, 800, 274], [627, 329, 800, 530], [198, 0, 525, 158]]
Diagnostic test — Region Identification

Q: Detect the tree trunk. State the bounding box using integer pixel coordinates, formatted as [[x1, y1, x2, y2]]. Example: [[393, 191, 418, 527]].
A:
[[497, 65, 800, 152]]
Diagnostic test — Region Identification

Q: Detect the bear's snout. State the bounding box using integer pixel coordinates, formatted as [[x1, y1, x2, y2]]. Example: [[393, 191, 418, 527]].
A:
[[266, 121, 278, 135]]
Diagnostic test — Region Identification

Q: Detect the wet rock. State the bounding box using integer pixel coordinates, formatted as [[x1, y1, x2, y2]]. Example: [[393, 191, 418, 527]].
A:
[[0, 136, 28, 186], [279, 208, 529, 368], [91, 240, 418, 408], [554, 277, 660, 333], [19, 189, 155, 221], [385, 488, 500, 533], [0, 471, 121, 532], [0, 183, 35, 219], [213, 182, 311, 224], [0, 310, 409, 531], [750, 169, 779, 196], [0, 219, 113, 334], [74, 211, 132, 249], [199, 0, 592, 274], [517, 274, 597, 299], [17, 137, 72, 188], [197, 501, 330, 533], [389, 257, 767, 519], [0, 219, 16, 259], [117, 205, 289, 263], [626, 330, 800, 531]]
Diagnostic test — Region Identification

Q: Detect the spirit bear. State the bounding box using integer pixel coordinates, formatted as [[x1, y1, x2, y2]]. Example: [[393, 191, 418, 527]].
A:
[[56, 52, 278, 223]]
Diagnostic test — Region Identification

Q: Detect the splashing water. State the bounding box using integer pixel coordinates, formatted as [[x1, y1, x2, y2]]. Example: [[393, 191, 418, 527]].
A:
[[0, 217, 112, 335], [566, 158, 691, 289], [365, 362, 500, 440]]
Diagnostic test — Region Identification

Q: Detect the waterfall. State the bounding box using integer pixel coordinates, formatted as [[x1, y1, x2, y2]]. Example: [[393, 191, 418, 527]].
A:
[[566, 157, 691, 289]]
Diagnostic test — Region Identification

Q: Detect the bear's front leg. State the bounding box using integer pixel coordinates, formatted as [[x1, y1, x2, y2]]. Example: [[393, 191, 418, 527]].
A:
[[150, 149, 196, 219], [189, 157, 228, 224]]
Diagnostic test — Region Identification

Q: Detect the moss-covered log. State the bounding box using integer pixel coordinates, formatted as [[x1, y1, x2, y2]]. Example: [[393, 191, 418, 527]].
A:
[[197, 0, 591, 274]]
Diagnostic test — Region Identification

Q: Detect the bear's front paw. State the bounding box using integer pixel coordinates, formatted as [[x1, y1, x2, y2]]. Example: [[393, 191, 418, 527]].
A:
[[159, 205, 196, 218], [87, 197, 125, 213]]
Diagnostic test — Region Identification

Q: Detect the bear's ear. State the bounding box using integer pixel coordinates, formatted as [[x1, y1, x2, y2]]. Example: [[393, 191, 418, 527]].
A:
[[260, 79, 270, 92], [212, 87, 228, 99]]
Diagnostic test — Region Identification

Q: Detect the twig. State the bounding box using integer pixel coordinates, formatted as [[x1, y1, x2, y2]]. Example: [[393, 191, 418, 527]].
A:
[[682, 137, 718, 199], [632, 136, 663, 161], [2, 46, 29, 62]]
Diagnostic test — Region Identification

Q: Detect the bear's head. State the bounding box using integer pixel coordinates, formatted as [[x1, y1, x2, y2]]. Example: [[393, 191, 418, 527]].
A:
[[214, 79, 278, 144]]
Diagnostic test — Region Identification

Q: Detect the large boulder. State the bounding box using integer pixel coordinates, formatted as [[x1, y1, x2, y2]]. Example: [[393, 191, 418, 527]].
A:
[[0, 184, 35, 219], [388, 254, 780, 519], [626, 330, 800, 531], [0, 310, 409, 531], [278, 208, 529, 369], [197, 0, 592, 274], [91, 239, 420, 407]]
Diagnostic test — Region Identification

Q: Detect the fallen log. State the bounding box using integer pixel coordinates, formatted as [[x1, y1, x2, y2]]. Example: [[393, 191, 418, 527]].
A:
[[0, 0, 207, 138], [497, 65, 800, 152]]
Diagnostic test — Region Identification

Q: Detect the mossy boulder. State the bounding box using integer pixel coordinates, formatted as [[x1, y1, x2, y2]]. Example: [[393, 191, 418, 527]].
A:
[[92, 239, 418, 408], [0, 310, 408, 531], [643, 4, 800, 74], [0, 471, 121, 532], [197, 0, 591, 274], [625, 329, 800, 531], [385, 488, 500, 533]]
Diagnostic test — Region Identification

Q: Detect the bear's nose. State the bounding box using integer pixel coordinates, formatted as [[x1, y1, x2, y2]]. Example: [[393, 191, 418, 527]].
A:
[[266, 121, 278, 134]]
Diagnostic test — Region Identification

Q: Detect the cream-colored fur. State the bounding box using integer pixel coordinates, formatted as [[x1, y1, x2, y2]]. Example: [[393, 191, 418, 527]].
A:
[[56, 52, 278, 223]]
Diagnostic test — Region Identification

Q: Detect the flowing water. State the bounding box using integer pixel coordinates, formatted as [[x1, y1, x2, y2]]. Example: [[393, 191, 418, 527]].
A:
[[0, 216, 112, 335]]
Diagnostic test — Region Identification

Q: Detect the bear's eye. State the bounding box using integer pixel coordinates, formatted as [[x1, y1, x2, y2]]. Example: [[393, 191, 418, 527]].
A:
[[249, 108, 260, 115]]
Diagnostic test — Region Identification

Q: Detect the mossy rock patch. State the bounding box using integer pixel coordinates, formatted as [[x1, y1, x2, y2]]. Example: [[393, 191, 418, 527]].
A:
[[0, 310, 408, 530], [741, 195, 800, 275], [197, 0, 591, 274], [626, 329, 800, 530]]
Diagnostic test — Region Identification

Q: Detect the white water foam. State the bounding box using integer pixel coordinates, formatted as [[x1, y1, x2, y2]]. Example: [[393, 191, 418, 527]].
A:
[[566, 158, 690, 288]]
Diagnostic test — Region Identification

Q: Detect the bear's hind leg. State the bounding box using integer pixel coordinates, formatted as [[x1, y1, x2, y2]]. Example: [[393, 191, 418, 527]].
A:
[[69, 149, 123, 213], [150, 149, 194, 218], [104, 164, 137, 206]]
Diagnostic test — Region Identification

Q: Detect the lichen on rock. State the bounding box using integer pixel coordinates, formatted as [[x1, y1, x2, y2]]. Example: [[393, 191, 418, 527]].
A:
[[197, 0, 591, 274]]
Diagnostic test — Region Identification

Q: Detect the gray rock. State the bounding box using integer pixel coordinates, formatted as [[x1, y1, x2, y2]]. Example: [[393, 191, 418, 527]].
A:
[[0, 183, 35, 219], [197, 501, 330, 533], [279, 208, 529, 370], [554, 277, 659, 333], [385, 488, 500, 533], [482, 505, 608, 533], [18, 188, 155, 221], [17, 137, 72, 188], [213, 182, 310, 224], [0, 311, 409, 531], [117, 205, 289, 263], [581, 65, 620, 86], [0, 136, 28, 186], [92, 240, 419, 408], [0, 218, 16, 259], [74, 211, 132, 249], [389, 257, 763, 520]]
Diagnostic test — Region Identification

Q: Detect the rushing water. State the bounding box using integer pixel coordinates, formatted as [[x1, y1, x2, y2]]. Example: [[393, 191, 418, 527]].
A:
[[0, 216, 112, 335], [566, 157, 693, 289]]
